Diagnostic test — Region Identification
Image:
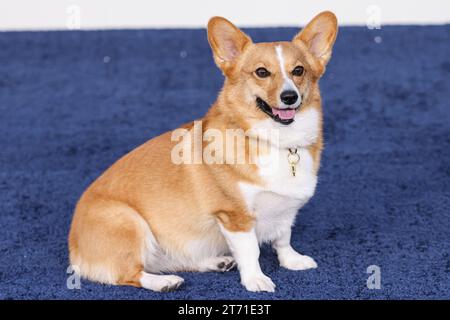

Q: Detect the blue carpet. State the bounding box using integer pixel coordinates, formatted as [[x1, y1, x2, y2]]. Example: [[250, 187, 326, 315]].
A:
[[0, 25, 449, 300]]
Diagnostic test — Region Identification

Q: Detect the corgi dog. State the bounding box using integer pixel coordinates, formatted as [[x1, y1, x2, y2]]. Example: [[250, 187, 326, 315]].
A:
[[69, 11, 338, 292]]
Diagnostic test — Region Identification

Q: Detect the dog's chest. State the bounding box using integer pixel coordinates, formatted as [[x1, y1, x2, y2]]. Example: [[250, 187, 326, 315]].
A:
[[239, 147, 318, 242], [239, 108, 321, 242]]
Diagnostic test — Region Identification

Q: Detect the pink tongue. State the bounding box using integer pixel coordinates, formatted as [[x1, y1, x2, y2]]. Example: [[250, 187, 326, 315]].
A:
[[272, 108, 296, 120]]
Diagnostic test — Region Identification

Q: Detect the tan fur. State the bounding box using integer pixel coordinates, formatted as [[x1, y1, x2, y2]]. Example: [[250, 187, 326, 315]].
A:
[[69, 11, 338, 288]]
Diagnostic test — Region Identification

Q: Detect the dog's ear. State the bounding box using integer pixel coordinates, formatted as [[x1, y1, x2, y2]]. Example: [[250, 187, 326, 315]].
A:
[[293, 11, 338, 67], [207, 17, 252, 73]]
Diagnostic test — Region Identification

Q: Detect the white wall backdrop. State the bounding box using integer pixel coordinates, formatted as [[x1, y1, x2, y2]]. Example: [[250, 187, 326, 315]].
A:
[[0, 0, 449, 31]]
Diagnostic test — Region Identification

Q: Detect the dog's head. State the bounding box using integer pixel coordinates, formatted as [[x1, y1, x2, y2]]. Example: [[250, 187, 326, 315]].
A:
[[207, 11, 337, 125]]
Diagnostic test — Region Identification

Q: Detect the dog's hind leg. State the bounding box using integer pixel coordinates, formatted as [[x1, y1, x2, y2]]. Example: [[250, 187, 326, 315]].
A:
[[138, 273, 184, 292], [69, 196, 184, 292], [196, 256, 236, 272]]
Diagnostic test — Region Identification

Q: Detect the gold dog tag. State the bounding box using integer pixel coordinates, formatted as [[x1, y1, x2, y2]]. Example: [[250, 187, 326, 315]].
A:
[[287, 148, 300, 177]]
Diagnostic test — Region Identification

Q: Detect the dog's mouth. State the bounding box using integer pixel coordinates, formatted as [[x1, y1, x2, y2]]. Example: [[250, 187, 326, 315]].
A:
[[256, 97, 299, 125]]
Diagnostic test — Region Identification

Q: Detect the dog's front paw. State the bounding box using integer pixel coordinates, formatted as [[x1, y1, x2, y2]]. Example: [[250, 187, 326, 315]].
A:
[[280, 253, 318, 271], [241, 274, 276, 292]]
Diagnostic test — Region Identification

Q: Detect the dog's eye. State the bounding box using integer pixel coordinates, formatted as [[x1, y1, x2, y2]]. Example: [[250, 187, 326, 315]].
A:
[[255, 67, 271, 78], [292, 66, 304, 76]]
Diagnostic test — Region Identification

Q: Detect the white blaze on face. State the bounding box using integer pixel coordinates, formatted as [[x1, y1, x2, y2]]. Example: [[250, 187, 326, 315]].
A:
[[275, 45, 301, 109]]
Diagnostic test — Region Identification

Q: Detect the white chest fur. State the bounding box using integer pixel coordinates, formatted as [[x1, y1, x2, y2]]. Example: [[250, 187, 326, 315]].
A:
[[240, 107, 320, 243]]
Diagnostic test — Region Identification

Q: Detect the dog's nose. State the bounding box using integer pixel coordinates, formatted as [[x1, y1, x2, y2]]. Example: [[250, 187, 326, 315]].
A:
[[280, 90, 298, 105]]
